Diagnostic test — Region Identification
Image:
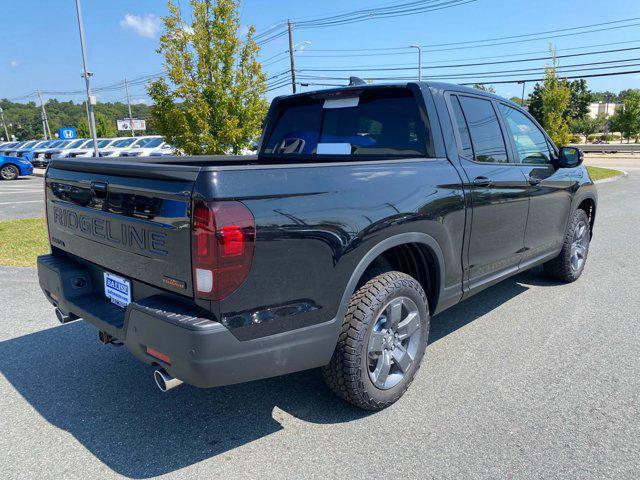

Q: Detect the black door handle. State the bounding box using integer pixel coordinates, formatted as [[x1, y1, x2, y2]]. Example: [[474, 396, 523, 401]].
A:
[[473, 176, 492, 187], [528, 176, 542, 186]]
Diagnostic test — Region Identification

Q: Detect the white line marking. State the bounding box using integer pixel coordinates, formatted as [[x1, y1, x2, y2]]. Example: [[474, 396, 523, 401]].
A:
[[0, 200, 43, 206], [0, 190, 43, 195]]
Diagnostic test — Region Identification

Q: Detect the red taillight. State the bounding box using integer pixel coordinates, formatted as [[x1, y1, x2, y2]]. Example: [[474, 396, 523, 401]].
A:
[[191, 201, 255, 300]]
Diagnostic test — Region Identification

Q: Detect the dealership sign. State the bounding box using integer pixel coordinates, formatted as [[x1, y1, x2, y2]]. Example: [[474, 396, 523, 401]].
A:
[[58, 127, 77, 139], [117, 119, 146, 131]]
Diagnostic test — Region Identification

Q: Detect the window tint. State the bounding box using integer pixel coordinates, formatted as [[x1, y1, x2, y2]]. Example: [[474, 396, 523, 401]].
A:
[[500, 104, 552, 164], [263, 88, 429, 157], [450, 96, 473, 157], [458, 96, 508, 163]]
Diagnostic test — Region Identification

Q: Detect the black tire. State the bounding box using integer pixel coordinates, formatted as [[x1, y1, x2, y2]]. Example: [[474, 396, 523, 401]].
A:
[[543, 209, 591, 282], [322, 271, 430, 410], [0, 164, 20, 181]]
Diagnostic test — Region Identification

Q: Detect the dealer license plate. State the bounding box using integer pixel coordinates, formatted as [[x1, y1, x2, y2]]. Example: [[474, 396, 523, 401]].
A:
[[104, 272, 131, 308]]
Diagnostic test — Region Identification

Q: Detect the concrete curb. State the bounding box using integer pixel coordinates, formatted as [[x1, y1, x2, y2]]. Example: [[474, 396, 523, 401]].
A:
[[593, 169, 628, 184]]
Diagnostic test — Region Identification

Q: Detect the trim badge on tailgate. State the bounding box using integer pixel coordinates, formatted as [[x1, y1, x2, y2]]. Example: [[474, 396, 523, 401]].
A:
[[162, 276, 187, 290], [52, 205, 169, 257]]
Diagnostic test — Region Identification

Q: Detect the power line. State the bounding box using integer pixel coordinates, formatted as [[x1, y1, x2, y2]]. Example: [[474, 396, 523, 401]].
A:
[[298, 46, 640, 72], [294, 18, 640, 57], [294, 0, 478, 28]]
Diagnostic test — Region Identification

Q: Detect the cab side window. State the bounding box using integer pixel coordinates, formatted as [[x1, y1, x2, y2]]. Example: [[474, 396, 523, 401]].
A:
[[450, 95, 474, 158], [499, 104, 552, 165], [458, 95, 509, 164]]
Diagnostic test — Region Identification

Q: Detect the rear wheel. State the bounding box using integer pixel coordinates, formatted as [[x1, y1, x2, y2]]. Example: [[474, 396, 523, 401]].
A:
[[0, 164, 19, 181], [322, 271, 430, 410], [543, 209, 591, 282]]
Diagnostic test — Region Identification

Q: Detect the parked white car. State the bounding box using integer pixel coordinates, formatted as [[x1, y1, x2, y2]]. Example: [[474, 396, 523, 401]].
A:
[[65, 138, 128, 158], [50, 138, 91, 159], [99, 136, 155, 157], [120, 137, 174, 157]]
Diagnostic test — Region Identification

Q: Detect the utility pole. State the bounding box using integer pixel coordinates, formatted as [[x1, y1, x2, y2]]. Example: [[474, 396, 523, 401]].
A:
[[75, 0, 99, 157], [0, 107, 9, 141], [519, 81, 526, 107], [37, 89, 51, 140], [124, 78, 135, 137], [287, 19, 296, 94], [410, 45, 423, 81]]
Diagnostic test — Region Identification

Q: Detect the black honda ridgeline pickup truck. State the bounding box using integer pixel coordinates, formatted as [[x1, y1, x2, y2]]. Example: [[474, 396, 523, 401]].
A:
[[38, 82, 597, 410]]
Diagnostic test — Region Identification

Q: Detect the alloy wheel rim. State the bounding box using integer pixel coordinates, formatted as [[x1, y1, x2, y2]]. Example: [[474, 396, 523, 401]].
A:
[[1, 166, 17, 180], [570, 220, 589, 272], [367, 296, 421, 390]]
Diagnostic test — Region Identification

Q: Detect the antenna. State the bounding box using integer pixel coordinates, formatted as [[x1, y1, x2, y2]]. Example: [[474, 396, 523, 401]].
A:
[[348, 76, 367, 86]]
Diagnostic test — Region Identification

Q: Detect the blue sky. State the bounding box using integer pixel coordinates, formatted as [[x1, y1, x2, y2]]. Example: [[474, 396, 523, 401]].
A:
[[2, 0, 640, 105]]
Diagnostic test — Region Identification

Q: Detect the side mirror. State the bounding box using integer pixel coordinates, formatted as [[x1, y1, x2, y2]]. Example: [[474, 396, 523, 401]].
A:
[[556, 146, 584, 168]]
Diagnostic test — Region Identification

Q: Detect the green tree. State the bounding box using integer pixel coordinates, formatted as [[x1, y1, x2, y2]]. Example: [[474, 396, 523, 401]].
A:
[[509, 96, 524, 106], [472, 84, 496, 94], [538, 52, 571, 146], [609, 91, 640, 143], [148, 0, 268, 155], [566, 79, 593, 121], [569, 115, 605, 142], [527, 83, 544, 125]]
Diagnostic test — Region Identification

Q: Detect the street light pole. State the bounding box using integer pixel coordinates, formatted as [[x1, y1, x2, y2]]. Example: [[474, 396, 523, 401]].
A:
[[37, 89, 51, 140], [0, 107, 10, 141], [287, 19, 297, 94], [74, 0, 99, 157], [124, 78, 136, 137], [410, 45, 423, 81]]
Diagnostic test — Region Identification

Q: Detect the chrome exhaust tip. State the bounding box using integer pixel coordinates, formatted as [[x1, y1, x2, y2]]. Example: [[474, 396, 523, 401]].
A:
[[153, 369, 183, 392]]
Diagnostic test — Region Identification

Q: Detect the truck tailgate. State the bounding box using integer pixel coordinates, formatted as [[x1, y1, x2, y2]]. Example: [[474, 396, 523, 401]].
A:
[[45, 160, 200, 297]]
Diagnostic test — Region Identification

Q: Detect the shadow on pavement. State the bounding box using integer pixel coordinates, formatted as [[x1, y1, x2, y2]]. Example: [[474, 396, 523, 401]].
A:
[[0, 267, 548, 478]]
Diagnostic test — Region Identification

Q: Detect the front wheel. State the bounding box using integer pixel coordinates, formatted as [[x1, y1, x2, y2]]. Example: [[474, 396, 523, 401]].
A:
[[543, 209, 591, 282], [322, 272, 430, 410], [0, 164, 20, 181]]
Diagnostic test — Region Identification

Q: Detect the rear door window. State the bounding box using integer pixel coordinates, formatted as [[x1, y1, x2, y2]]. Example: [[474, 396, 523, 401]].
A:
[[263, 88, 431, 157], [458, 95, 509, 164]]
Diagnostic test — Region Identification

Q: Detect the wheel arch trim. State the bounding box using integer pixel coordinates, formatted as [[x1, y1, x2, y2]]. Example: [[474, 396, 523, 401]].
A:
[[336, 233, 446, 330]]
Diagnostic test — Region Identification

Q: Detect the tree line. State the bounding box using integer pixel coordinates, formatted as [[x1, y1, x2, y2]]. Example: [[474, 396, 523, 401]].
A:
[[0, 98, 157, 141]]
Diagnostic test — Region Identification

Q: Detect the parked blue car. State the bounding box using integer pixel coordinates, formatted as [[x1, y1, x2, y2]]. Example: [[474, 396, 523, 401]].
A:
[[14, 139, 51, 162], [0, 155, 33, 180]]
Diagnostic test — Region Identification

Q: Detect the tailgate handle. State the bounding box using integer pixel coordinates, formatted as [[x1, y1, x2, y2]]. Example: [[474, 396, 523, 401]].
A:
[[91, 181, 109, 198]]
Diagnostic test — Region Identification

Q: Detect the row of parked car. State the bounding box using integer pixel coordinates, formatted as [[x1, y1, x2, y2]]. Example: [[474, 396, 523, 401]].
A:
[[0, 135, 176, 168]]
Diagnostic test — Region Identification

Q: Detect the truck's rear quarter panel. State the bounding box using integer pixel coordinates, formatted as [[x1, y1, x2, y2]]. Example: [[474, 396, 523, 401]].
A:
[[199, 158, 466, 340]]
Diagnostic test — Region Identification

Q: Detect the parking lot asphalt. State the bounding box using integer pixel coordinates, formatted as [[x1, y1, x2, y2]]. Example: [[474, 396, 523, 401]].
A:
[[0, 176, 44, 220], [0, 161, 639, 479]]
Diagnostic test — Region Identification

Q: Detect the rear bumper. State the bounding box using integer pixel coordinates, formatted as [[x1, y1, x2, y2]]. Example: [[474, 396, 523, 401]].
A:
[[37, 253, 337, 388]]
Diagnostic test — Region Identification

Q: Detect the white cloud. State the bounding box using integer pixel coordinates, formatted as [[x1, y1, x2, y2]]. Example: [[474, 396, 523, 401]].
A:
[[134, 98, 150, 105], [120, 13, 161, 39], [9, 60, 19, 68]]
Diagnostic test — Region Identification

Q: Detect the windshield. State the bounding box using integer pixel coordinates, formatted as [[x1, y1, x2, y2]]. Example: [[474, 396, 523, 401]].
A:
[[1, 142, 17, 148], [263, 88, 430, 157], [112, 138, 137, 148], [53, 140, 72, 149], [21, 141, 37, 149], [97, 139, 112, 148], [139, 137, 164, 148], [66, 139, 87, 149]]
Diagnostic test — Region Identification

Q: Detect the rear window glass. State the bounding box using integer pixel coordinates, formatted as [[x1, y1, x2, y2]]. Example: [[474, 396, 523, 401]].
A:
[[263, 88, 430, 157], [458, 95, 509, 164]]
